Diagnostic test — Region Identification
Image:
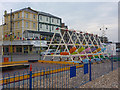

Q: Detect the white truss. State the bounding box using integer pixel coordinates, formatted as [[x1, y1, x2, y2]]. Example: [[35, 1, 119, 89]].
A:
[[43, 28, 109, 61]]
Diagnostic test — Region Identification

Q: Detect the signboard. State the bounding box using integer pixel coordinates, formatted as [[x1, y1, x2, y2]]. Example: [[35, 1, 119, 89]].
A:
[[70, 66, 76, 78], [4, 57, 9, 62], [84, 63, 88, 74]]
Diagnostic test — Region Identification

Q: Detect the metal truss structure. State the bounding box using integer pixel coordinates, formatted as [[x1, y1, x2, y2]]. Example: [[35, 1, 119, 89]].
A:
[[43, 28, 109, 62]]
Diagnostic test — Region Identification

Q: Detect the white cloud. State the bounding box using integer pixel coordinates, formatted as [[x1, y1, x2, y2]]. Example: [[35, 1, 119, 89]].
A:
[[0, 2, 118, 42]]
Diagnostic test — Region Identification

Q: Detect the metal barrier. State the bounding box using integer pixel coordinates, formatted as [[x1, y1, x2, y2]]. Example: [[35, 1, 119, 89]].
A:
[[1, 57, 119, 89]]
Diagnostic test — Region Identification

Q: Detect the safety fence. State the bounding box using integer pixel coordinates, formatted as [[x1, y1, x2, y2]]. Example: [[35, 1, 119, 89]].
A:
[[1, 57, 119, 89]]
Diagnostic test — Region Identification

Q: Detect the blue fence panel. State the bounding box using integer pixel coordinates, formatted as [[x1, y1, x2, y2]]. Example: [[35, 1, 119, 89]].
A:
[[70, 66, 76, 78], [84, 63, 88, 74]]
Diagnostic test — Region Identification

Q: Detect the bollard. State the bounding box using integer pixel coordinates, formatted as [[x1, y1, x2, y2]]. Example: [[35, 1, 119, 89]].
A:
[[29, 65, 32, 90], [89, 59, 92, 81]]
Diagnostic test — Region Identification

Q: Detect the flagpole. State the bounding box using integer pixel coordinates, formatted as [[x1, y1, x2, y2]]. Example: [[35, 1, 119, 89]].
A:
[[40, 35, 41, 60], [10, 9, 13, 62]]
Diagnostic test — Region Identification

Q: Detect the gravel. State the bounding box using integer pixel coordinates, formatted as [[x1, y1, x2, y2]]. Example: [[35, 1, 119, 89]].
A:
[[80, 68, 119, 88]]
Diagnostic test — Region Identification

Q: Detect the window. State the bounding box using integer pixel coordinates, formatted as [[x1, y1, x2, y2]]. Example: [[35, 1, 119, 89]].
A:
[[13, 15, 14, 19], [18, 13, 20, 18], [16, 46, 22, 52], [57, 19, 59, 23], [46, 17, 48, 21], [40, 15, 42, 20], [40, 24, 42, 28], [26, 22, 28, 28], [26, 13, 28, 18], [18, 32, 19, 37], [18, 22, 19, 28], [12, 23, 14, 28], [52, 26, 54, 30], [33, 15, 35, 19], [7, 24, 8, 30], [33, 23, 35, 28], [46, 25, 48, 29], [6, 47, 9, 53], [52, 18, 54, 22]]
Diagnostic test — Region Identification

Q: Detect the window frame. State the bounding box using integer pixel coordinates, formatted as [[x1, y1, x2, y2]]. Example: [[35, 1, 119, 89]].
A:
[[26, 13, 28, 18], [33, 14, 35, 19], [33, 23, 35, 28], [18, 22, 19, 28], [18, 13, 20, 18], [26, 22, 28, 28]]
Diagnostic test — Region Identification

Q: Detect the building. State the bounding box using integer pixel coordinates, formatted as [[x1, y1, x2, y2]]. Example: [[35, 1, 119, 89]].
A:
[[2, 7, 63, 54], [99, 37, 108, 43], [38, 11, 61, 33], [3, 7, 38, 41], [3, 40, 48, 55], [0, 25, 3, 41], [3, 7, 62, 41], [23, 30, 60, 41]]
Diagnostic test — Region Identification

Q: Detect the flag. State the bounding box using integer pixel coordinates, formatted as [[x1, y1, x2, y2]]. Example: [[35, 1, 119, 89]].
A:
[[8, 34, 10, 37], [20, 37, 22, 40], [17, 37, 19, 39], [56, 27, 59, 30], [5, 35, 7, 37]]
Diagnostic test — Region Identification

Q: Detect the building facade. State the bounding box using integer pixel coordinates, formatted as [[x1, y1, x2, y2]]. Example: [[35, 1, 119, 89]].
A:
[[2, 7, 63, 54], [0, 25, 3, 41], [23, 30, 60, 41], [38, 12, 61, 33], [3, 7, 38, 41]]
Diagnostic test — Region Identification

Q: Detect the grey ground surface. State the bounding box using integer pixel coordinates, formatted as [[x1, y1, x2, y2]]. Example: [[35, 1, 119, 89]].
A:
[[80, 68, 119, 88]]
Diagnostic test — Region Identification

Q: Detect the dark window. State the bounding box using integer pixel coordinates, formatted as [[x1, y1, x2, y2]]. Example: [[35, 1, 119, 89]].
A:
[[52, 18, 54, 22], [18, 13, 20, 18], [16, 46, 22, 52], [46, 25, 48, 29], [40, 24, 42, 28], [46, 17, 48, 21], [40, 16, 42, 20], [33, 23, 35, 28], [26, 13, 28, 18], [33, 15, 35, 19], [57, 19, 59, 23], [52, 26, 54, 30]]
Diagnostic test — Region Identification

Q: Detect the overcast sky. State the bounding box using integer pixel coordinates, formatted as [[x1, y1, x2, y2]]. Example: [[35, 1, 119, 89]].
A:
[[0, 2, 118, 42]]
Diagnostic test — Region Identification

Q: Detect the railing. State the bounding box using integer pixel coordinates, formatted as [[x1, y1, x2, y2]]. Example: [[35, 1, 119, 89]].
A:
[[1, 57, 119, 89]]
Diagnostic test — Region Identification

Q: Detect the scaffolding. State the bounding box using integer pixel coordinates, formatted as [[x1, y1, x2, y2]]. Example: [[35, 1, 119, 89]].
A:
[[43, 28, 109, 62]]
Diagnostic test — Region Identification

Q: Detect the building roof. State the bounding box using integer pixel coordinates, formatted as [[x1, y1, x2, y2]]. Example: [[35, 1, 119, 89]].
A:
[[38, 11, 61, 19], [4, 7, 61, 19], [24, 30, 60, 37]]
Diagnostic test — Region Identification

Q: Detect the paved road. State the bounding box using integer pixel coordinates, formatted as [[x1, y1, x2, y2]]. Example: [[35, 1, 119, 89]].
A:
[[2, 54, 66, 62]]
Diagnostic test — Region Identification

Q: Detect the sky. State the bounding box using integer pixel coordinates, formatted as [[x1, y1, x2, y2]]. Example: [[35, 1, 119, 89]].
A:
[[0, 2, 118, 42]]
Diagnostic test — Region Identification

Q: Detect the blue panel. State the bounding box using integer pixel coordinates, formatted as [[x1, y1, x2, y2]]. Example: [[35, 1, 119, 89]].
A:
[[70, 66, 76, 78], [84, 63, 88, 74]]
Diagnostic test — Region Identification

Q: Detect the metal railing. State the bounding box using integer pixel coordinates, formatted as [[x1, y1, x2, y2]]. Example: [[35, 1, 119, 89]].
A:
[[1, 57, 119, 89]]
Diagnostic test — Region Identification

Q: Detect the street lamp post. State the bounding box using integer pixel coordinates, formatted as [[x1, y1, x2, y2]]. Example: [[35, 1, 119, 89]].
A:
[[100, 25, 107, 43]]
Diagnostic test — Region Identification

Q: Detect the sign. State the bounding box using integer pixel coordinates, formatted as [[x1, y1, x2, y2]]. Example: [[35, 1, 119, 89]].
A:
[[70, 66, 76, 78], [84, 63, 88, 74], [4, 57, 9, 62]]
